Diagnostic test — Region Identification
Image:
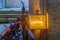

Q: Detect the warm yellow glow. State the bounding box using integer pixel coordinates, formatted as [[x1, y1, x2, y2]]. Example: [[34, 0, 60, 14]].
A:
[[29, 15, 46, 29], [46, 13, 48, 28], [30, 21, 44, 24], [29, 13, 48, 29], [30, 21, 45, 27]]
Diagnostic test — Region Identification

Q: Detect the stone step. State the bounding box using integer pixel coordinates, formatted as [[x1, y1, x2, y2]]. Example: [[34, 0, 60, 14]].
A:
[[0, 18, 17, 22], [0, 14, 27, 18]]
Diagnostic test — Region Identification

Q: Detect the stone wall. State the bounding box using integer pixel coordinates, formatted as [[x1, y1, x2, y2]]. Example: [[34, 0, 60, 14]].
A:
[[47, 0, 60, 40], [29, 0, 40, 14]]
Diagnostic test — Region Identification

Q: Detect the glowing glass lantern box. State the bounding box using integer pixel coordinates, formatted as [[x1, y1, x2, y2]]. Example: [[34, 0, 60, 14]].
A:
[[29, 14, 48, 29]]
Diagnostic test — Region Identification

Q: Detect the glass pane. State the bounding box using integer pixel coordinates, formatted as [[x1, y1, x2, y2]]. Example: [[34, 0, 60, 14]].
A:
[[0, 0, 2, 2], [0, 2, 3, 8], [0, 0, 29, 11]]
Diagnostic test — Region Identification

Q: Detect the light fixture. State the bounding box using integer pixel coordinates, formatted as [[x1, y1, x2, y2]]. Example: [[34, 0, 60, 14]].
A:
[[29, 13, 48, 29]]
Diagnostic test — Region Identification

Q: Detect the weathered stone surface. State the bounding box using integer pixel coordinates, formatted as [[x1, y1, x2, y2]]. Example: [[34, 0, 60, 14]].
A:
[[47, 0, 60, 40], [47, 0, 60, 4]]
